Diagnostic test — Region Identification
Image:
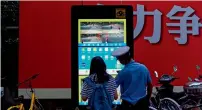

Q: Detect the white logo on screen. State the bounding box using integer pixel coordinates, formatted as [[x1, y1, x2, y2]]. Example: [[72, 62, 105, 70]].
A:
[[110, 48, 114, 51]]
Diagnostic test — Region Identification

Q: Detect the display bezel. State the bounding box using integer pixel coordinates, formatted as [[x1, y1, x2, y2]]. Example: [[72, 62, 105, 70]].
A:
[[71, 5, 133, 107]]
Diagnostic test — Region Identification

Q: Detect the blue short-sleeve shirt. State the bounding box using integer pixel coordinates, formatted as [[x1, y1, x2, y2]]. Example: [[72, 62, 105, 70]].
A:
[[115, 60, 152, 104]]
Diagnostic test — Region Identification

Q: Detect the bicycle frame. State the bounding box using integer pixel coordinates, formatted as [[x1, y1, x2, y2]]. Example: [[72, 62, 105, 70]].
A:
[[29, 92, 36, 110], [7, 92, 37, 110], [7, 103, 24, 110]]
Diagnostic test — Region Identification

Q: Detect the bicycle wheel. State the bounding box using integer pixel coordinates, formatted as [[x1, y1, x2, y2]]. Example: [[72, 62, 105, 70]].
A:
[[159, 98, 182, 110], [149, 106, 158, 110]]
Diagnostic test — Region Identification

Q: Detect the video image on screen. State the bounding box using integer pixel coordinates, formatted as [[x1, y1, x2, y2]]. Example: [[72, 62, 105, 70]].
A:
[[80, 21, 125, 44]]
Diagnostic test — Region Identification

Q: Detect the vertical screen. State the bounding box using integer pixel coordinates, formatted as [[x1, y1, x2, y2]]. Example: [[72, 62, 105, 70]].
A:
[[78, 19, 126, 105]]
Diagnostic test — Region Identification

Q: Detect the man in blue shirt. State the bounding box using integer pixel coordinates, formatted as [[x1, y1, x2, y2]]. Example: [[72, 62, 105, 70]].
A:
[[112, 46, 153, 110]]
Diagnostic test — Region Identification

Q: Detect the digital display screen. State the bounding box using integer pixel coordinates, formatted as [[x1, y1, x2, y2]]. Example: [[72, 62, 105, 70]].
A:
[[78, 19, 126, 105]]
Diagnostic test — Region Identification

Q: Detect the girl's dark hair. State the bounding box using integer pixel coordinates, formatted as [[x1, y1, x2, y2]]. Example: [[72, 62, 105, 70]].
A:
[[89, 56, 110, 83]]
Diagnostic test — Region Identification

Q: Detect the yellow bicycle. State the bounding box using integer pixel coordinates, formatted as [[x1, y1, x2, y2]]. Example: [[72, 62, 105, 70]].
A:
[[7, 90, 39, 110], [7, 74, 42, 110]]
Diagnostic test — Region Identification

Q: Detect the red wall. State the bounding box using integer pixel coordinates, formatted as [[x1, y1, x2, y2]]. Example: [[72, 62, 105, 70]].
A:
[[19, 1, 202, 89]]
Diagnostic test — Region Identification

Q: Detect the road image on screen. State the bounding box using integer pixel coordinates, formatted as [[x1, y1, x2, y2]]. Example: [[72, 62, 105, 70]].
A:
[[78, 19, 126, 105]]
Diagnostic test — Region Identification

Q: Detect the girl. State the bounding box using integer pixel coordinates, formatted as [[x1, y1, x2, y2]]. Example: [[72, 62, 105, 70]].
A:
[[81, 56, 118, 102]]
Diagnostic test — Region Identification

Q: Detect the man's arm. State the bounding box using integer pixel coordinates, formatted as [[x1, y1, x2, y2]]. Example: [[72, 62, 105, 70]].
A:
[[147, 82, 153, 99], [144, 66, 153, 99], [115, 72, 123, 88]]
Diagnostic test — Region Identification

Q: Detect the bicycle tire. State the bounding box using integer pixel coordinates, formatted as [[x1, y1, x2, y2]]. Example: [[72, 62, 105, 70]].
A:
[[149, 106, 158, 110], [159, 98, 182, 110]]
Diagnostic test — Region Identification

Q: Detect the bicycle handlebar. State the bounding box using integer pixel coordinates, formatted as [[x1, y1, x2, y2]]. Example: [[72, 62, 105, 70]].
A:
[[17, 73, 40, 87]]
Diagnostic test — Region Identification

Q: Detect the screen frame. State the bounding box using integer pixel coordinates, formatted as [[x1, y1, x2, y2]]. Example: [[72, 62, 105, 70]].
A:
[[71, 5, 134, 108]]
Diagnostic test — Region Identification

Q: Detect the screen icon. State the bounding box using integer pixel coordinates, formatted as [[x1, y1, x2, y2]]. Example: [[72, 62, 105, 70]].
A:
[[93, 48, 97, 51], [81, 55, 85, 60], [88, 56, 91, 60], [105, 48, 108, 51], [99, 48, 102, 51], [81, 63, 86, 67], [87, 48, 91, 51], [110, 48, 114, 52], [110, 56, 114, 59], [105, 55, 109, 60], [82, 48, 85, 51]]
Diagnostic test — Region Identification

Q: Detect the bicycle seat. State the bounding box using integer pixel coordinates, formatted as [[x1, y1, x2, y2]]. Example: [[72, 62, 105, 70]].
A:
[[159, 74, 173, 82]]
